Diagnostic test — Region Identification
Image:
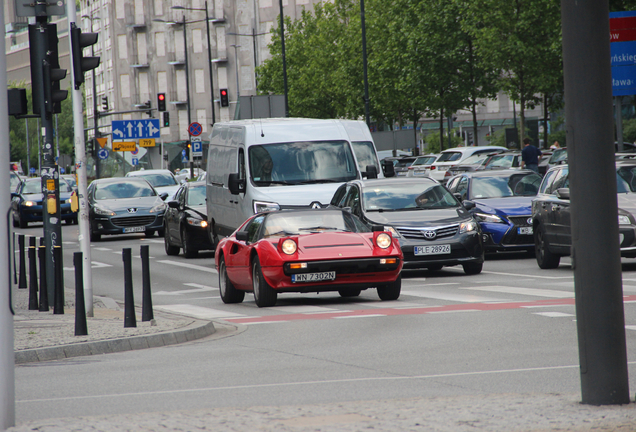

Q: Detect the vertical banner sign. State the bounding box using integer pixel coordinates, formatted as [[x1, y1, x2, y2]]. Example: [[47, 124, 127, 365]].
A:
[[610, 11, 636, 96]]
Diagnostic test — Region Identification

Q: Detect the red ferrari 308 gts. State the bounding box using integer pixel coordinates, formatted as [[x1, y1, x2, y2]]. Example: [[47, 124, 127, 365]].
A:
[[215, 208, 404, 307]]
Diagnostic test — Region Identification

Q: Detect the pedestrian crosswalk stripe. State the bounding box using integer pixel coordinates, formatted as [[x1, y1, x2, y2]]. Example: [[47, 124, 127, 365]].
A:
[[462, 286, 573, 298], [154, 304, 243, 319], [401, 290, 506, 303]]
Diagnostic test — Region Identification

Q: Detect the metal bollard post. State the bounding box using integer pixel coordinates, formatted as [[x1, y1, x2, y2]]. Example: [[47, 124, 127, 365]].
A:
[[74, 252, 88, 336], [18, 234, 26, 288], [53, 246, 64, 315], [141, 245, 154, 321], [28, 237, 38, 310], [38, 246, 49, 311], [123, 248, 136, 328]]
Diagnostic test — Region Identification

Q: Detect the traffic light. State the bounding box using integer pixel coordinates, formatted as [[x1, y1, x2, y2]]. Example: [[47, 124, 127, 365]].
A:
[[163, 111, 170, 127], [70, 23, 100, 90], [143, 100, 152, 116], [29, 23, 68, 115], [220, 88, 229, 107], [157, 93, 166, 111], [466, 131, 473, 146], [102, 96, 108, 112]]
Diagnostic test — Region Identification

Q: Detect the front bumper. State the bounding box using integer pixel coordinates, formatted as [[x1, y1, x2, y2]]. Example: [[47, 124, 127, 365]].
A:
[[19, 203, 75, 223], [480, 218, 534, 252], [399, 231, 483, 269], [91, 213, 165, 236]]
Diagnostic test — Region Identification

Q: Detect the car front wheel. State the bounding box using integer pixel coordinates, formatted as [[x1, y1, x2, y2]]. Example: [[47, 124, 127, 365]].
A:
[[252, 256, 277, 307], [462, 262, 483, 275], [535, 225, 560, 269], [182, 227, 198, 258], [164, 225, 180, 256], [377, 275, 401, 301], [219, 256, 245, 304]]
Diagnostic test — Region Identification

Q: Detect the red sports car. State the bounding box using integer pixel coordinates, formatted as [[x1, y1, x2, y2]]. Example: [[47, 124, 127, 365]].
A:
[[215, 209, 404, 307]]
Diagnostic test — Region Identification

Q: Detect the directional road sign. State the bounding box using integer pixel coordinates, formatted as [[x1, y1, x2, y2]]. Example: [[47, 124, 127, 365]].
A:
[[96, 137, 108, 148], [97, 148, 109, 160], [132, 158, 139, 166], [112, 141, 136, 152], [189, 122, 202, 137], [112, 119, 161, 140], [192, 137, 203, 157], [181, 149, 188, 163]]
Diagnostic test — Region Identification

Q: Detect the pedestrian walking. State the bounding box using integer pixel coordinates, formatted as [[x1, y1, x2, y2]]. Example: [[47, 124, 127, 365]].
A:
[[520, 138, 542, 173]]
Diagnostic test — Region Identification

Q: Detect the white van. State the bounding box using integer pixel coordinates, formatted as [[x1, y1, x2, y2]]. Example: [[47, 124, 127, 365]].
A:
[[205, 118, 383, 244]]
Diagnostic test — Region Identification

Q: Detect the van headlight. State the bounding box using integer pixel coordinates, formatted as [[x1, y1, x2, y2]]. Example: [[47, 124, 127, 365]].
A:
[[253, 201, 280, 214], [619, 214, 632, 225], [459, 220, 478, 233]]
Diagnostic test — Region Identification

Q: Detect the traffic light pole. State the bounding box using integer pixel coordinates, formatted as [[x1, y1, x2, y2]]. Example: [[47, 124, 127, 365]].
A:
[[92, 43, 101, 179], [182, 15, 195, 180], [68, 4, 95, 316]]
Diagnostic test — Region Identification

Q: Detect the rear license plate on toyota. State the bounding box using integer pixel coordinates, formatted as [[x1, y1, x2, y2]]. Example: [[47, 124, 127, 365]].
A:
[[414, 245, 451, 255], [291, 271, 336, 283]]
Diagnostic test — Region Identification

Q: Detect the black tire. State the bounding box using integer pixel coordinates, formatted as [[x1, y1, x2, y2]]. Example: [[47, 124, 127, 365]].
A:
[[18, 215, 26, 229], [377, 275, 401, 301], [145, 230, 155, 238], [427, 264, 443, 271], [90, 231, 101, 242], [182, 227, 198, 258], [535, 225, 560, 269], [12, 214, 18, 228], [219, 256, 245, 304], [164, 226, 180, 256], [252, 256, 277, 307], [462, 262, 483, 275], [338, 289, 361, 297], [208, 222, 219, 251], [157, 228, 165, 238]]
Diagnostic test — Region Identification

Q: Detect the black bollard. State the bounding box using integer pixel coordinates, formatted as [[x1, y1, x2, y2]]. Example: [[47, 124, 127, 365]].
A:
[[28, 237, 38, 310], [141, 245, 154, 321], [13, 232, 17, 284], [53, 246, 64, 315], [74, 252, 88, 336], [123, 248, 136, 328], [18, 234, 27, 288], [38, 246, 49, 311]]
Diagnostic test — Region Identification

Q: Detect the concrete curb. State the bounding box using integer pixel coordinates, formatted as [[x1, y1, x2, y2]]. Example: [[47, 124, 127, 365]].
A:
[[14, 320, 216, 364]]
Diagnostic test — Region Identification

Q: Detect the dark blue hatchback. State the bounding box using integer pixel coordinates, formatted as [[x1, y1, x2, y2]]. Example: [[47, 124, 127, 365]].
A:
[[446, 170, 542, 254], [11, 177, 76, 228]]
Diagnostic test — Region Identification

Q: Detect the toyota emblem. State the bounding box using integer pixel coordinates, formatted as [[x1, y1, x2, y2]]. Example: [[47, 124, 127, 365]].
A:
[[422, 229, 437, 240], [310, 201, 322, 209], [127, 208, 138, 214]]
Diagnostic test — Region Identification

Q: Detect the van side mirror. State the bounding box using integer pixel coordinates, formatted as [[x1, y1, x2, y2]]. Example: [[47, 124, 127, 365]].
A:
[[364, 164, 378, 179], [382, 160, 395, 177], [228, 173, 245, 195]]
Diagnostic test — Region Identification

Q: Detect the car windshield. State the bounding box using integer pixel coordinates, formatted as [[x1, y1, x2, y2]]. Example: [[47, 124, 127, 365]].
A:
[[10, 173, 21, 190], [187, 185, 206, 206], [363, 183, 459, 211], [22, 181, 41, 194], [616, 166, 636, 193], [470, 173, 542, 199], [412, 156, 437, 166], [549, 149, 567, 163], [94, 180, 156, 200], [59, 178, 72, 193], [132, 173, 177, 187], [484, 154, 517, 169], [436, 151, 462, 162], [249, 140, 357, 186], [262, 211, 366, 237], [352, 141, 379, 173]]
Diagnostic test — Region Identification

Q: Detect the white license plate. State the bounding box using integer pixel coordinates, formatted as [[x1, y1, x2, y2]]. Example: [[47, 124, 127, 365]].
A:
[[414, 244, 451, 256], [124, 226, 146, 233], [517, 226, 533, 235], [291, 271, 336, 283]]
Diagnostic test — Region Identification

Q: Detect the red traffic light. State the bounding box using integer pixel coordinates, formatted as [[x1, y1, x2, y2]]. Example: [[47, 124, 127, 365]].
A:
[[158, 94, 165, 101]]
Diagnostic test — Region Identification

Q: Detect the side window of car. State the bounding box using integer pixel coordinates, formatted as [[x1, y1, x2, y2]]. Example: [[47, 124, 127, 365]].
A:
[[550, 167, 569, 193], [344, 186, 361, 216], [245, 215, 265, 243], [446, 177, 459, 191], [179, 188, 187, 206], [331, 184, 348, 206], [238, 148, 246, 181], [455, 177, 469, 200], [538, 169, 558, 194]]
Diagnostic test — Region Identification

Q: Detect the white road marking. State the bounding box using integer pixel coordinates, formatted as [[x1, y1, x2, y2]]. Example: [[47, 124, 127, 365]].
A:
[[269, 305, 337, 313], [91, 261, 112, 268], [482, 270, 573, 280], [156, 260, 218, 274], [334, 314, 386, 319], [93, 247, 112, 251], [243, 321, 288, 325], [462, 286, 573, 298], [154, 304, 243, 319], [363, 301, 423, 308], [533, 312, 575, 318], [625, 325, 636, 331], [401, 290, 506, 303], [428, 309, 480, 314], [144, 239, 165, 244], [154, 283, 218, 295]]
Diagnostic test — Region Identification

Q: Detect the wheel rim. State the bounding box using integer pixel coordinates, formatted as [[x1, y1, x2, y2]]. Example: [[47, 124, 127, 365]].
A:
[[182, 229, 189, 254], [219, 261, 227, 297], [253, 264, 260, 299]]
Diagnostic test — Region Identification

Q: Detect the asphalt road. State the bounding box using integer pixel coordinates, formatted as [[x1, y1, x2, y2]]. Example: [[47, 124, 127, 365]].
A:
[[11, 223, 636, 422]]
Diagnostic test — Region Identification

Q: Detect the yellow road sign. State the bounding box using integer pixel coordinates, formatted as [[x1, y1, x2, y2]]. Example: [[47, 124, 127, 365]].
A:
[[46, 179, 55, 191], [139, 138, 156, 148], [96, 137, 108, 148], [113, 141, 136, 152]]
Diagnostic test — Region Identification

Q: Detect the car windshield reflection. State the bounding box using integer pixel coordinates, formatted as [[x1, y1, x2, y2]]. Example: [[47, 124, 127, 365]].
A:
[[262, 211, 361, 238], [94, 180, 156, 200], [363, 183, 459, 211], [470, 174, 541, 199]]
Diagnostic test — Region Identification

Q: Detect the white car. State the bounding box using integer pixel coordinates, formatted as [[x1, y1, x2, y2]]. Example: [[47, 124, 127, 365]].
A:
[[427, 146, 508, 183], [125, 169, 182, 201], [178, 168, 205, 180], [406, 154, 440, 177]]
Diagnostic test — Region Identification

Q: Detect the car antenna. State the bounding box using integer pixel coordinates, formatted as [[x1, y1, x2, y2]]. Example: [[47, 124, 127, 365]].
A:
[[260, 118, 264, 137]]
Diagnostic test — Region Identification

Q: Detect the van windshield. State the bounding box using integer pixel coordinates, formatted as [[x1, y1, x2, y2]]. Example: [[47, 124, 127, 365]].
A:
[[249, 141, 357, 186]]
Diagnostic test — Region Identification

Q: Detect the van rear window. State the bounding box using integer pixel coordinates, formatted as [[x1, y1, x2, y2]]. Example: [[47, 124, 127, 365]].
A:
[[249, 141, 357, 186]]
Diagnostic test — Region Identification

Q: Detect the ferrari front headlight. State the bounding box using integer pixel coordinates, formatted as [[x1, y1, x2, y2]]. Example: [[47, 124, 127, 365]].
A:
[[281, 238, 297, 255], [376, 232, 392, 249]]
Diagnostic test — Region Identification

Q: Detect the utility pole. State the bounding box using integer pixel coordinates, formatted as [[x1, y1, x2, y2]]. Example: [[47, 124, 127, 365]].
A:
[[0, 3, 15, 427], [278, 0, 289, 117]]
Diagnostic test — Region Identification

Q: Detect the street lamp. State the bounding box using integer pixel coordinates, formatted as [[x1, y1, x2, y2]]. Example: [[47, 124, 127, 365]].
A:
[[81, 14, 102, 179], [171, 3, 216, 126]]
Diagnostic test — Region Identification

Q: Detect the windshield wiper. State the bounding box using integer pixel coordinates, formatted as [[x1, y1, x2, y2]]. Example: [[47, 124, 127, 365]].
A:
[[298, 226, 344, 232], [255, 180, 295, 185], [265, 230, 298, 237]]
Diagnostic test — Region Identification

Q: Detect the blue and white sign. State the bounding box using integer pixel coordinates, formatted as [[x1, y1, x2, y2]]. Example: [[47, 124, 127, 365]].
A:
[[29, 167, 36, 175], [192, 137, 203, 157], [181, 149, 188, 163], [612, 64, 636, 95], [97, 148, 109, 160], [111, 119, 161, 140], [132, 158, 138, 166]]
